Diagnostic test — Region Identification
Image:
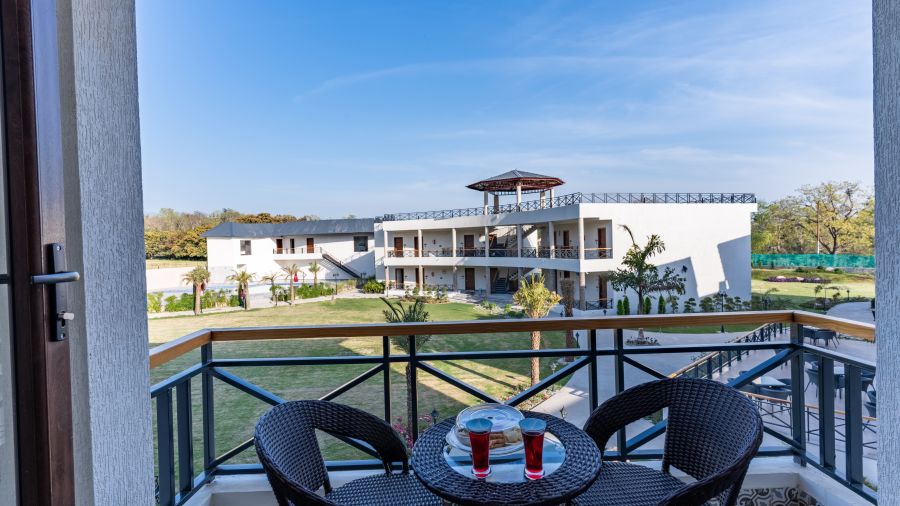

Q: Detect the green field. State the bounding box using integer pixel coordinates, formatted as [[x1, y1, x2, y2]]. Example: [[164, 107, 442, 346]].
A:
[[150, 299, 568, 468], [751, 268, 874, 311], [146, 258, 206, 270]]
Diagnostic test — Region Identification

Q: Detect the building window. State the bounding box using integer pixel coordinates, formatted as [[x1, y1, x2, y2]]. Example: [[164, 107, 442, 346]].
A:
[[240, 240, 252, 256], [354, 236, 368, 252]]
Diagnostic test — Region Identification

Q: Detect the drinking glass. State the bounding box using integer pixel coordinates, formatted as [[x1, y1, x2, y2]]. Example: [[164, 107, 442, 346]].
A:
[[519, 418, 547, 480], [466, 418, 492, 478]]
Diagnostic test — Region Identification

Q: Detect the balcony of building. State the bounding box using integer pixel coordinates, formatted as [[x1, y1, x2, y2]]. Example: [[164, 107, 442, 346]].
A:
[[272, 246, 323, 260], [150, 311, 876, 506]]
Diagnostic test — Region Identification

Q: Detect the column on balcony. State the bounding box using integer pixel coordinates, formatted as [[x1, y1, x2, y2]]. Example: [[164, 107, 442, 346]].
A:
[[493, 194, 500, 214], [516, 224, 522, 257], [540, 190, 547, 208], [548, 221, 555, 258], [451, 228, 457, 258], [417, 229, 422, 257], [484, 266, 491, 295], [382, 229, 389, 260], [578, 217, 585, 261], [483, 191, 489, 215], [418, 265, 424, 291], [484, 226, 489, 257], [549, 188, 556, 207], [452, 265, 458, 291], [579, 271, 586, 310], [384, 265, 390, 288], [515, 184, 522, 210]]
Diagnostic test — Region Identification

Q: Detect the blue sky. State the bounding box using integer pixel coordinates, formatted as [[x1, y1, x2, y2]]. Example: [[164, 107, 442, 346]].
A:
[[136, 1, 873, 218]]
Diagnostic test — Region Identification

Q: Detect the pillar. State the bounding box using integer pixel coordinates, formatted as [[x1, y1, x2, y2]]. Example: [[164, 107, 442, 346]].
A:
[[516, 224, 522, 257], [540, 190, 547, 208], [484, 226, 490, 257], [419, 265, 425, 291], [451, 228, 457, 257], [452, 265, 458, 291], [516, 184, 522, 210], [383, 229, 389, 259], [485, 267, 491, 295], [579, 271, 587, 311], [384, 266, 390, 289], [483, 191, 489, 215], [875, 1, 900, 497], [548, 222, 555, 258], [417, 229, 422, 257], [493, 194, 500, 214], [577, 217, 585, 261], [549, 188, 556, 207]]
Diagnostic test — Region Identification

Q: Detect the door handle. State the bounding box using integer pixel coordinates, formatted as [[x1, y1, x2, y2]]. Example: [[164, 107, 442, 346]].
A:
[[32, 243, 80, 341]]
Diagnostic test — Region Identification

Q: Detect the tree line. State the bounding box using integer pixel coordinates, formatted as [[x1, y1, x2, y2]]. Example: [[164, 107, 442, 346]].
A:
[[144, 208, 320, 259], [751, 181, 873, 255]]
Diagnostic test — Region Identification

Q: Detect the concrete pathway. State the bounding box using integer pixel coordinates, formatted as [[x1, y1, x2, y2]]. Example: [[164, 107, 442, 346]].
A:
[[827, 301, 875, 325]]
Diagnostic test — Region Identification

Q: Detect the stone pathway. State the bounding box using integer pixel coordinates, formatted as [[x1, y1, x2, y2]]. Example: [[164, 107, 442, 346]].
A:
[[827, 301, 875, 325]]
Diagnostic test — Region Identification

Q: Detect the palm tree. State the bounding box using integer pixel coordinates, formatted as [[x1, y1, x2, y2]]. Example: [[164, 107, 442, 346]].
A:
[[181, 266, 211, 315], [261, 272, 283, 306], [609, 225, 686, 314], [308, 261, 321, 286], [281, 264, 300, 304], [227, 269, 255, 310], [381, 297, 431, 439], [513, 273, 561, 385]]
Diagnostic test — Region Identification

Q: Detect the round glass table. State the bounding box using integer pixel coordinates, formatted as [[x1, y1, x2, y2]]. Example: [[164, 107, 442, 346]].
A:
[[412, 411, 602, 506]]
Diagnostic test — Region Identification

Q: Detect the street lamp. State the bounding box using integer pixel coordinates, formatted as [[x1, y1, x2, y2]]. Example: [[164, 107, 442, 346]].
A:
[[717, 291, 727, 333]]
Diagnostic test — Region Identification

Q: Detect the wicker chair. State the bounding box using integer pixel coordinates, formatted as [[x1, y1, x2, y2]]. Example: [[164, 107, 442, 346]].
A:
[[254, 400, 441, 506], [575, 378, 763, 506]]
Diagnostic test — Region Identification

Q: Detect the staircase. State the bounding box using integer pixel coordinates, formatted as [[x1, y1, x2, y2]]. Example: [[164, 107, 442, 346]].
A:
[[493, 277, 508, 294], [321, 253, 364, 279]]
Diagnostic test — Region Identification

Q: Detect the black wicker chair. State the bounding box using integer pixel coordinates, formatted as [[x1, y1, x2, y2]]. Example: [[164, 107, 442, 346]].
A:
[[254, 400, 441, 506], [574, 378, 763, 506]]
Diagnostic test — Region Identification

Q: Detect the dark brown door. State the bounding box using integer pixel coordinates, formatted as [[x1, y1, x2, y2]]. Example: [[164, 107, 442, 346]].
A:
[[464, 234, 474, 256], [306, 237, 315, 253], [415, 268, 420, 285], [290, 238, 295, 250], [414, 237, 419, 257], [599, 278, 608, 301], [598, 228, 607, 250], [275, 238, 283, 252], [2, 1, 77, 501], [394, 237, 404, 255], [395, 268, 405, 287], [465, 268, 475, 290], [563, 230, 570, 247]]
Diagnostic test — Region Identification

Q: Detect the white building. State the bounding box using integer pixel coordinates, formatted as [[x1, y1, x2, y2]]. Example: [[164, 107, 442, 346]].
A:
[[375, 171, 757, 311], [203, 219, 376, 285]]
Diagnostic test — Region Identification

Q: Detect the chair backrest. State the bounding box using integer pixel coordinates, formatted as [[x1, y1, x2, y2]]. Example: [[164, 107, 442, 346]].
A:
[[661, 379, 763, 505], [254, 400, 410, 505]]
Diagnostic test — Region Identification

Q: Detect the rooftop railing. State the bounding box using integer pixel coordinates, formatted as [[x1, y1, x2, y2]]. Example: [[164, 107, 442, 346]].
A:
[[149, 310, 875, 506], [381, 192, 757, 221]]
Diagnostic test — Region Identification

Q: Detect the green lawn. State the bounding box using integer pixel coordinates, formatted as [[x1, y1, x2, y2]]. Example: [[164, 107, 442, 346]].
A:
[[150, 299, 568, 469], [146, 258, 206, 270], [751, 268, 874, 311]]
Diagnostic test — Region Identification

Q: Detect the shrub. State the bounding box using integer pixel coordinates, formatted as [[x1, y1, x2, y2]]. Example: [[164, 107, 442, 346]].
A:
[[363, 279, 385, 293], [643, 296, 651, 315], [699, 296, 715, 313], [657, 295, 666, 314], [683, 297, 697, 313], [622, 297, 631, 315], [616, 299, 624, 315], [163, 293, 194, 312], [147, 293, 163, 313]]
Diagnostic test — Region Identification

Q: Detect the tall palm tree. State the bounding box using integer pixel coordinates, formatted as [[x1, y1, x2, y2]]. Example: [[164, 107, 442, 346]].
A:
[[308, 261, 321, 286], [227, 269, 256, 310], [281, 264, 300, 304], [381, 297, 430, 440], [261, 272, 283, 307], [609, 225, 686, 314], [182, 266, 211, 315], [513, 273, 561, 385]]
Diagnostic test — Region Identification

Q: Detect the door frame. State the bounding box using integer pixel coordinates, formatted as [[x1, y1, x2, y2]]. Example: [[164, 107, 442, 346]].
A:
[[2, 0, 77, 502], [464, 268, 475, 291]]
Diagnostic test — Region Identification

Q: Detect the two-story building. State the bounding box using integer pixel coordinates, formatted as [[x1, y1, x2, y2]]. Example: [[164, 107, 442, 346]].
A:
[[375, 171, 757, 311], [203, 218, 376, 285]]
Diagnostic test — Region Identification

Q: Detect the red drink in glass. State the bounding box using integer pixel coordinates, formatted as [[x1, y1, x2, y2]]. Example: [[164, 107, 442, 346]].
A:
[[520, 418, 546, 480], [466, 418, 492, 478]]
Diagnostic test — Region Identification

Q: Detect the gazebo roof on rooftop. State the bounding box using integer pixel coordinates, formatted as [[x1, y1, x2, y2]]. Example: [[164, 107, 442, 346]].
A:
[[466, 170, 564, 194]]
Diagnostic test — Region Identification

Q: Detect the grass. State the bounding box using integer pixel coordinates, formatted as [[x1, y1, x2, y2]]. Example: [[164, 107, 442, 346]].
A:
[[751, 268, 875, 311], [146, 258, 206, 269], [150, 299, 568, 469]]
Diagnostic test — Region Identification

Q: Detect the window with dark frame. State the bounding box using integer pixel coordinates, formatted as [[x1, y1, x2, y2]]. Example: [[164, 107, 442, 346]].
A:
[[240, 240, 252, 255], [354, 236, 368, 252]]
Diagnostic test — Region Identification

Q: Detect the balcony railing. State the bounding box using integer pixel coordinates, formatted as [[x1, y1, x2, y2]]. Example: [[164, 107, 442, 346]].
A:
[[488, 247, 518, 258], [273, 247, 322, 255], [555, 246, 578, 259], [381, 192, 757, 221], [456, 247, 485, 257], [149, 310, 875, 506], [584, 247, 612, 259], [583, 298, 614, 310]]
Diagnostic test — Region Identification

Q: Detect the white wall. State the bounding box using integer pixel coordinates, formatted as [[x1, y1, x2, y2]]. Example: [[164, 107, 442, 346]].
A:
[[874, 2, 898, 500], [59, 0, 155, 503]]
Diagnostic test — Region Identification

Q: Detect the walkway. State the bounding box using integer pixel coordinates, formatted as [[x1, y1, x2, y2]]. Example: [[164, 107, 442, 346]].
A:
[[827, 301, 875, 325]]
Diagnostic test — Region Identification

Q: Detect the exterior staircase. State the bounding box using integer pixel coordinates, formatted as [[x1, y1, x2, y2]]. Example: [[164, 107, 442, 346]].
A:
[[493, 277, 508, 294], [321, 253, 364, 279]]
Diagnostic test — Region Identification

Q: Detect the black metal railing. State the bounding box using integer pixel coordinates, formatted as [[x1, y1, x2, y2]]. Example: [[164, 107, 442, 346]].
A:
[[584, 248, 612, 260], [456, 247, 485, 257], [150, 312, 875, 505], [583, 299, 614, 311], [381, 192, 757, 221]]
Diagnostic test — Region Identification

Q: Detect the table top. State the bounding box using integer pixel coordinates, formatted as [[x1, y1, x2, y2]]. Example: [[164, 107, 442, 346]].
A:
[[753, 376, 786, 387], [411, 411, 602, 506]]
